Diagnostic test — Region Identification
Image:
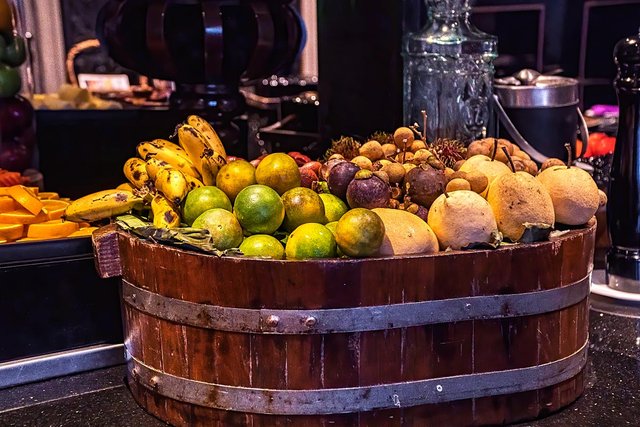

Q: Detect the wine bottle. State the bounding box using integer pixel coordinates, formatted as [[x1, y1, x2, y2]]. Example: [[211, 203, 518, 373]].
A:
[[606, 31, 640, 292]]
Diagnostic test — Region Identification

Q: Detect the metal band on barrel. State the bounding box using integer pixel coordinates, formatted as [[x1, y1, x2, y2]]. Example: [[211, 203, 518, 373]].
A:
[[122, 275, 590, 334], [128, 340, 588, 415]]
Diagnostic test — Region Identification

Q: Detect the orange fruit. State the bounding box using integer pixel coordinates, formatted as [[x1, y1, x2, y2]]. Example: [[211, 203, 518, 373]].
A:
[[285, 223, 337, 260], [43, 199, 70, 221], [38, 192, 60, 200], [192, 208, 243, 250], [281, 187, 326, 232], [255, 153, 301, 195], [335, 208, 385, 257], [0, 208, 47, 224], [216, 160, 257, 202], [233, 185, 284, 235], [239, 235, 285, 259], [319, 193, 348, 222], [0, 196, 14, 212], [8, 185, 43, 215], [182, 186, 232, 226], [27, 220, 79, 239], [0, 223, 23, 241], [68, 227, 99, 237]]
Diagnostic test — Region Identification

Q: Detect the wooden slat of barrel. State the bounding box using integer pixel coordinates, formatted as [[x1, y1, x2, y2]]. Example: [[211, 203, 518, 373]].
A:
[[112, 221, 595, 427]]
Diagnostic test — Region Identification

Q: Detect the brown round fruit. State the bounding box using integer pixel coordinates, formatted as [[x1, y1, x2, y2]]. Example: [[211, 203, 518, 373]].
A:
[[412, 148, 433, 164], [403, 166, 446, 208], [351, 155, 373, 170], [393, 127, 415, 149], [382, 144, 398, 157], [359, 140, 384, 161], [346, 169, 391, 209], [446, 178, 471, 192], [381, 162, 406, 184], [541, 158, 566, 171], [396, 151, 414, 163], [327, 161, 360, 201], [410, 140, 427, 153]]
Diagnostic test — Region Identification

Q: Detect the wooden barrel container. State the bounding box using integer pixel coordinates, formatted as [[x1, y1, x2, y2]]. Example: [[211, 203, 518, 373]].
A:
[[94, 220, 595, 426]]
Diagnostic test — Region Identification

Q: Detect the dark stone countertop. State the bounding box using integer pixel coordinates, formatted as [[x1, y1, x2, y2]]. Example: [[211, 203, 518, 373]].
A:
[[0, 300, 637, 427]]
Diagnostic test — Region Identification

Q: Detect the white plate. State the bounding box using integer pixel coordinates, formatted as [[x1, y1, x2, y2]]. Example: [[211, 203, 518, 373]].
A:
[[590, 269, 640, 302]]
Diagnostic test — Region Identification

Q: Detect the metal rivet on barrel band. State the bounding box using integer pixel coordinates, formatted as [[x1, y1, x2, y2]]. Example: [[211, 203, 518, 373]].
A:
[[121, 274, 591, 335], [265, 315, 280, 328], [127, 340, 588, 416]]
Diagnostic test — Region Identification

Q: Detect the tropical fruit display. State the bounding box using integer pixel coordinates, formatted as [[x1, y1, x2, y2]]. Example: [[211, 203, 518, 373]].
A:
[[0, 185, 94, 243], [62, 114, 604, 260]]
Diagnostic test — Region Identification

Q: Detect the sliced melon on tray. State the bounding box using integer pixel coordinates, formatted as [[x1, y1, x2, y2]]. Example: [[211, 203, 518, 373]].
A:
[[42, 199, 70, 220], [7, 185, 43, 215], [0, 208, 48, 224], [27, 220, 79, 239], [0, 223, 24, 241], [0, 196, 15, 212]]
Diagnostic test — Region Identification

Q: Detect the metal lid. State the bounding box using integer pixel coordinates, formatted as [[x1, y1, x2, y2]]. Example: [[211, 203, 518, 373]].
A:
[[495, 70, 579, 108]]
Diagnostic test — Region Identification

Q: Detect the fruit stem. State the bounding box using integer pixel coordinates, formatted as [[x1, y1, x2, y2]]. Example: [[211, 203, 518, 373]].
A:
[[565, 143, 573, 168], [491, 138, 498, 161], [502, 147, 516, 173], [421, 110, 428, 142], [442, 183, 450, 198]]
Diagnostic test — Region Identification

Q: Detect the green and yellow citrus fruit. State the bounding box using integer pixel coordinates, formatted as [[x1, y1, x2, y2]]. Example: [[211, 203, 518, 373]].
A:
[[182, 186, 232, 226], [216, 160, 256, 202], [255, 153, 301, 195], [335, 208, 385, 257], [285, 223, 337, 260], [281, 187, 326, 232], [234, 184, 285, 235], [319, 193, 348, 222], [192, 208, 243, 250], [239, 235, 285, 259]]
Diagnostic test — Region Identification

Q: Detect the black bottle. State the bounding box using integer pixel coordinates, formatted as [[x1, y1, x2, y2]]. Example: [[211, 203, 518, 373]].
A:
[[606, 31, 640, 292]]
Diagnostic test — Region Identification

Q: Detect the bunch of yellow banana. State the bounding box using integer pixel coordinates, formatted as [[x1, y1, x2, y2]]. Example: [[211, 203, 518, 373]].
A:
[[65, 189, 143, 222], [177, 118, 227, 186], [155, 168, 190, 205], [137, 139, 201, 180], [151, 194, 181, 229]]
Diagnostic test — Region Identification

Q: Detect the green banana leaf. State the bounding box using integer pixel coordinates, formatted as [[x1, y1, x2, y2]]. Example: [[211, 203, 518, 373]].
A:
[[115, 215, 242, 257]]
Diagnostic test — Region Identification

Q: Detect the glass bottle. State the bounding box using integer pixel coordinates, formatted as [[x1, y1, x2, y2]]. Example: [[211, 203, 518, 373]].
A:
[[403, 0, 497, 143], [606, 31, 640, 292]]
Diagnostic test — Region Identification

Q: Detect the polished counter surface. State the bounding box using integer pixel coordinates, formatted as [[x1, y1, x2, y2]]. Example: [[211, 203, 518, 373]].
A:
[[0, 302, 637, 426]]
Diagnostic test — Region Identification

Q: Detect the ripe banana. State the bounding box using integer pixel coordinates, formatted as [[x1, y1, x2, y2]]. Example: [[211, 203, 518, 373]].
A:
[[65, 190, 143, 222], [155, 168, 189, 205], [186, 115, 227, 159], [123, 158, 150, 189], [138, 141, 201, 179], [145, 157, 171, 181], [151, 195, 181, 229], [185, 174, 204, 192], [137, 139, 189, 160], [200, 150, 227, 186]]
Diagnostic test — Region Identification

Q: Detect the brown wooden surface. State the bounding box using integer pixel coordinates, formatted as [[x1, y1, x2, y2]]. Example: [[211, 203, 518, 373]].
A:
[[108, 219, 596, 427]]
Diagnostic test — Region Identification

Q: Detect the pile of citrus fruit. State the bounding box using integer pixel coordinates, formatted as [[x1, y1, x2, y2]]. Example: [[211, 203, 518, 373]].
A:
[[0, 185, 94, 243]]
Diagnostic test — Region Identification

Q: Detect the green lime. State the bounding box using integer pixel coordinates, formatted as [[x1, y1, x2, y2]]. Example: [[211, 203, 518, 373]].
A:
[[0, 64, 20, 98], [234, 184, 285, 235], [216, 160, 256, 202], [192, 208, 243, 250], [285, 223, 337, 260], [3, 35, 25, 67], [239, 235, 285, 259], [182, 186, 232, 226], [325, 221, 338, 237], [335, 208, 385, 257], [255, 153, 301, 195], [319, 193, 348, 222], [281, 187, 326, 232]]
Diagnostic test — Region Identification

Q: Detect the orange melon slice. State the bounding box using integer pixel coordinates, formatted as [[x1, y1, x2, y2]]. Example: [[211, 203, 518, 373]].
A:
[[67, 227, 98, 237], [8, 185, 43, 215], [0, 223, 24, 241], [0, 208, 48, 224], [42, 199, 70, 221], [0, 196, 15, 212], [27, 220, 79, 239], [38, 192, 59, 200], [15, 237, 48, 242]]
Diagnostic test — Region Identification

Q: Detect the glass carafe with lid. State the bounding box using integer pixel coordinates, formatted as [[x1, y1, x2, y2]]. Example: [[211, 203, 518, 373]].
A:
[[403, 0, 497, 143]]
